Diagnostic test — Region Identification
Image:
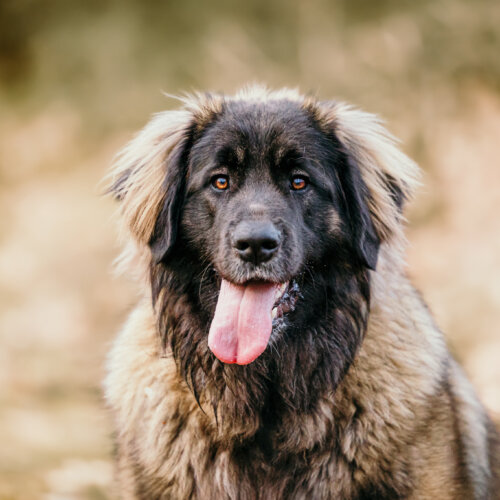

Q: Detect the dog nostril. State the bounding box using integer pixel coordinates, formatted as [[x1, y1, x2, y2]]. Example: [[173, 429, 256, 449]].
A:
[[235, 241, 250, 251], [261, 239, 279, 251]]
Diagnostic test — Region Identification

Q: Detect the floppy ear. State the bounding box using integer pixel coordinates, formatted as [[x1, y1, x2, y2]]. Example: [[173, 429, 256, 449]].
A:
[[107, 109, 196, 262], [148, 134, 192, 263], [314, 100, 420, 268], [336, 147, 380, 270]]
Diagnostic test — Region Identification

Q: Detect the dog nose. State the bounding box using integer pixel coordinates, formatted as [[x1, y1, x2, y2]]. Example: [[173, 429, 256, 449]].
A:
[[232, 221, 281, 264]]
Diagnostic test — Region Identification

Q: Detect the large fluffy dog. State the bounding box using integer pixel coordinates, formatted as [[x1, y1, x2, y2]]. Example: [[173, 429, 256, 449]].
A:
[[104, 86, 499, 499]]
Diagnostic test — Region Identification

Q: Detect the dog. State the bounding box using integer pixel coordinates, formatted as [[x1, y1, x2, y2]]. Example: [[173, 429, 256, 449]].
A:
[[104, 86, 499, 499]]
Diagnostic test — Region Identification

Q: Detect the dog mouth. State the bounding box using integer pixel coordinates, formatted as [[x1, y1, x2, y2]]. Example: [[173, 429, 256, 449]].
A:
[[272, 280, 300, 320], [208, 278, 300, 365]]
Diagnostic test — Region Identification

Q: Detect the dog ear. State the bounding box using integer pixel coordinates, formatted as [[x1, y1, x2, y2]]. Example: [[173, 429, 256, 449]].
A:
[[384, 172, 406, 212], [336, 147, 380, 270], [148, 134, 192, 264], [313, 100, 420, 269], [107, 109, 197, 261]]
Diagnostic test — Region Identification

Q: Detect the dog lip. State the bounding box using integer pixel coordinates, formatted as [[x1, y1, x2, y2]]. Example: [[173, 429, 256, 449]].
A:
[[214, 269, 288, 287], [273, 281, 290, 306], [271, 280, 301, 320], [215, 276, 289, 301], [220, 278, 289, 298]]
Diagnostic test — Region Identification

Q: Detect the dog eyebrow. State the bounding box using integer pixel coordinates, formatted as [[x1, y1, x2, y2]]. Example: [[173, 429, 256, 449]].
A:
[[275, 147, 306, 168], [274, 146, 287, 164], [215, 146, 245, 167], [235, 146, 245, 163]]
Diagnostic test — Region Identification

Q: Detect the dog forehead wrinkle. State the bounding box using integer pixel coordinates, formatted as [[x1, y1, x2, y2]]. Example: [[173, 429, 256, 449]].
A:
[[215, 100, 316, 153]]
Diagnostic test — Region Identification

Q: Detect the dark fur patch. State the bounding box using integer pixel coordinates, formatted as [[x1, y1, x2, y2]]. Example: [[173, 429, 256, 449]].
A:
[[107, 168, 132, 201], [149, 123, 198, 264], [335, 146, 380, 269], [151, 254, 371, 439], [384, 172, 406, 211]]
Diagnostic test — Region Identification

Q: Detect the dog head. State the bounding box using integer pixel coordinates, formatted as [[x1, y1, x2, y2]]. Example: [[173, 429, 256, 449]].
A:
[[109, 86, 419, 368]]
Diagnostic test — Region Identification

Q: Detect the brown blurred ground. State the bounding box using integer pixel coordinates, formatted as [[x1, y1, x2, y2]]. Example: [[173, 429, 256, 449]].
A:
[[0, 1, 499, 498]]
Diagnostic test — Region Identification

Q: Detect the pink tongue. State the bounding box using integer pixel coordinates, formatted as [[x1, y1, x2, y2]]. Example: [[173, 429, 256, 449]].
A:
[[208, 279, 278, 365]]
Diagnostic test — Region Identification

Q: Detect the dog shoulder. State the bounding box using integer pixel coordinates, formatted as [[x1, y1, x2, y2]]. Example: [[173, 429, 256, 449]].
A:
[[341, 265, 500, 498], [104, 300, 192, 443], [447, 360, 500, 498], [104, 301, 208, 498], [104, 300, 162, 412]]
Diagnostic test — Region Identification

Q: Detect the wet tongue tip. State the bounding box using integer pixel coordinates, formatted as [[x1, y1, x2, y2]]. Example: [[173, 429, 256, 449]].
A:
[[234, 342, 269, 365], [208, 278, 278, 364]]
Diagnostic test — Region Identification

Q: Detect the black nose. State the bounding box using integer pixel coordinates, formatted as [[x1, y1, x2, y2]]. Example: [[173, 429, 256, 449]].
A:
[[232, 221, 281, 264]]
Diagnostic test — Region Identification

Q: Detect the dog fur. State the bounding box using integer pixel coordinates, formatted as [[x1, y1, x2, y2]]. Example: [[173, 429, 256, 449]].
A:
[[104, 86, 500, 499]]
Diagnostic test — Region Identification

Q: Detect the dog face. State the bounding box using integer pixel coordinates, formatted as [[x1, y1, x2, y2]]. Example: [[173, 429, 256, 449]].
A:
[[110, 87, 417, 369], [153, 99, 383, 364], [180, 99, 379, 281]]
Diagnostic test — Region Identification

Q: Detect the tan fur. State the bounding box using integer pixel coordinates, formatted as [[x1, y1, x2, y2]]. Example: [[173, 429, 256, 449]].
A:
[[104, 86, 499, 499]]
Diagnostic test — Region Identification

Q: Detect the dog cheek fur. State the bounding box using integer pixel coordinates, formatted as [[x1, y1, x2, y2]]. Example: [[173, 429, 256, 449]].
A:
[[180, 197, 218, 263]]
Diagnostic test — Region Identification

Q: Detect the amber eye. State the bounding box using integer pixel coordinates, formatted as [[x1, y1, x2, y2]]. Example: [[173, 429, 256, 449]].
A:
[[290, 175, 309, 191], [211, 175, 229, 191]]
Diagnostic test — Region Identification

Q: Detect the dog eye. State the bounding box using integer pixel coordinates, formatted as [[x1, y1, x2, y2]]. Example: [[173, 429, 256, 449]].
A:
[[211, 175, 230, 191], [290, 175, 309, 191]]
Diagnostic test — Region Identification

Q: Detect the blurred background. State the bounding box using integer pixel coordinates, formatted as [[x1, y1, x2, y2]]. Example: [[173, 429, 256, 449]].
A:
[[0, 0, 499, 498]]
